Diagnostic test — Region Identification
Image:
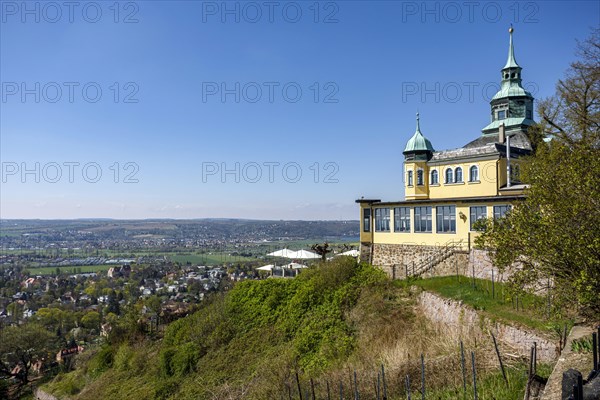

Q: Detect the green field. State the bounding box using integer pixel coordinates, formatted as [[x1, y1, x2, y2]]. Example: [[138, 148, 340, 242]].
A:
[[25, 265, 113, 275], [168, 252, 256, 265]]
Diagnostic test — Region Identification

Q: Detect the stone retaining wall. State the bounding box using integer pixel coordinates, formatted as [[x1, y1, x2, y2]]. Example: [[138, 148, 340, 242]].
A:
[[418, 291, 558, 362], [370, 243, 510, 283], [371, 243, 441, 267]]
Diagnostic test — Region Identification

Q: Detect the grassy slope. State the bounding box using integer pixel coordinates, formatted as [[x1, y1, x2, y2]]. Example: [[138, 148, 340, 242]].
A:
[[43, 263, 555, 400]]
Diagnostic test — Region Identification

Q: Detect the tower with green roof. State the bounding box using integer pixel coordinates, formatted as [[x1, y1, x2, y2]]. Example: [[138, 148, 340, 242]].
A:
[[403, 112, 434, 200], [481, 26, 535, 142]]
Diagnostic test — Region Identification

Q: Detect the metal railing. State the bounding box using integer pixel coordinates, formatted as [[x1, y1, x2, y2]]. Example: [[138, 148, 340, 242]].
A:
[[406, 240, 466, 278]]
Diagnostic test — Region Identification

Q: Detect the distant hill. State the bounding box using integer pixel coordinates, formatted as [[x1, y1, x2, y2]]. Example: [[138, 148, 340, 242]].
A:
[[0, 219, 359, 245]]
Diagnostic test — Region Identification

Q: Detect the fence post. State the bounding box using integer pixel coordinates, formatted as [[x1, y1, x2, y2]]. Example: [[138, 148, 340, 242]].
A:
[[460, 341, 466, 396], [491, 333, 508, 385], [547, 277, 551, 318], [593, 332, 598, 372], [354, 370, 359, 400], [405, 375, 411, 400], [525, 345, 535, 400], [421, 354, 425, 400], [534, 342, 537, 376], [471, 352, 478, 400], [326, 380, 331, 400], [310, 378, 316, 400], [381, 364, 388, 400]]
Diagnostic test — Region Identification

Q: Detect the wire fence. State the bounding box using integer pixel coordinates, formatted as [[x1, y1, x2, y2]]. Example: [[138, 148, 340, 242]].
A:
[[281, 335, 543, 400]]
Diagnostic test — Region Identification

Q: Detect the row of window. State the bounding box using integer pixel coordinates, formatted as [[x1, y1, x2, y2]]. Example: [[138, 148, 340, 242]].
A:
[[407, 166, 479, 187], [364, 205, 511, 233]]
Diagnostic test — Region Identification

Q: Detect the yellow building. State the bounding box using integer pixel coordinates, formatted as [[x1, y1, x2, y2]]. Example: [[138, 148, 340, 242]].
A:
[[357, 28, 533, 271]]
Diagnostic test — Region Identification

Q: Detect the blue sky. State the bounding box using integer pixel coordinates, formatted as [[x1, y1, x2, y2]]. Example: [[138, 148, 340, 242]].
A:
[[1, 0, 598, 220]]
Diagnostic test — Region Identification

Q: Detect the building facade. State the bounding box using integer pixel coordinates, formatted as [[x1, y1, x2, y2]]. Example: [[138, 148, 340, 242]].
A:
[[357, 28, 534, 272]]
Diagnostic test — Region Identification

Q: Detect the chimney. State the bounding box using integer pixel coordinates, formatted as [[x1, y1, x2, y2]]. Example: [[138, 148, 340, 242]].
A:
[[499, 123, 506, 143]]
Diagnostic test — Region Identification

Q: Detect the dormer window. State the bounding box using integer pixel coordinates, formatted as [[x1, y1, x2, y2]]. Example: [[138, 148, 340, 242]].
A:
[[498, 110, 506, 120]]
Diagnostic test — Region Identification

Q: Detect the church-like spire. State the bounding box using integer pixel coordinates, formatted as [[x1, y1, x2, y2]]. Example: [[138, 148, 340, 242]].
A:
[[503, 25, 520, 69], [481, 27, 535, 136], [415, 111, 422, 135]]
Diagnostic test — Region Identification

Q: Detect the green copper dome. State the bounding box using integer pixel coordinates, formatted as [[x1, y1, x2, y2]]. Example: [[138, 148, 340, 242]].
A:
[[403, 113, 435, 153]]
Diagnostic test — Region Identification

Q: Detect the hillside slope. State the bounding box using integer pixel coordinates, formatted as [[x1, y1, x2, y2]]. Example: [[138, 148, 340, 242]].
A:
[[42, 258, 545, 399]]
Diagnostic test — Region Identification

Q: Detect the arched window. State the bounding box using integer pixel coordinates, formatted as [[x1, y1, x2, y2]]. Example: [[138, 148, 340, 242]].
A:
[[445, 168, 453, 184], [455, 167, 463, 183], [416, 169, 424, 186], [430, 170, 439, 185], [469, 166, 479, 182]]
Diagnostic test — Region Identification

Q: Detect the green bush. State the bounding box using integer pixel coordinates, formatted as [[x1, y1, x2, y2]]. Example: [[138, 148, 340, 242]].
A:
[[159, 347, 176, 377], [88, 346, 114, 377], [113, 344, 134, 371]]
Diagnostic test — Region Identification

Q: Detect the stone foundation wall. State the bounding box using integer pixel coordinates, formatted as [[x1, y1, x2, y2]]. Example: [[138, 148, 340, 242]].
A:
[[418, 291, 558, 362], [379, 252, 469, 280], [371, 243, 442, 268], [359, 242, 371, 264], [371, 243, 502, 281]]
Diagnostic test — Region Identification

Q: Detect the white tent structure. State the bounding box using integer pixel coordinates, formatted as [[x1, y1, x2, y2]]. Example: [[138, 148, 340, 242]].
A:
[[267, 248, 298, 258], [286, 262, 308, 269], [256, 264, 274, 271], [289, 250, 320, 259], [337, 249, 360, 258]]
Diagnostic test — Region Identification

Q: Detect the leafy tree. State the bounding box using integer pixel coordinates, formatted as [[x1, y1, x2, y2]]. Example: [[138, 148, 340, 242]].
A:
[[476, 29, 600, 317], [106, 290, 120, 315], [35, 307, 67, 331], [0, 324, 56, 386], [81, 311, 101, 330]]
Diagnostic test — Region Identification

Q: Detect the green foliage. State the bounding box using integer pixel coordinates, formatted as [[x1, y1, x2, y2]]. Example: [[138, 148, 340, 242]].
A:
[[160, 258, 384, 376], [88, 346, 114, 377], [159, 343, 200, 378], [113, 345, 135, 372], [81, 311, 101, 330], [51, 371, 85, 396], [571, 336, 594, 353], [0, 323, 57, 384], [45, 258, 391, 399]]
